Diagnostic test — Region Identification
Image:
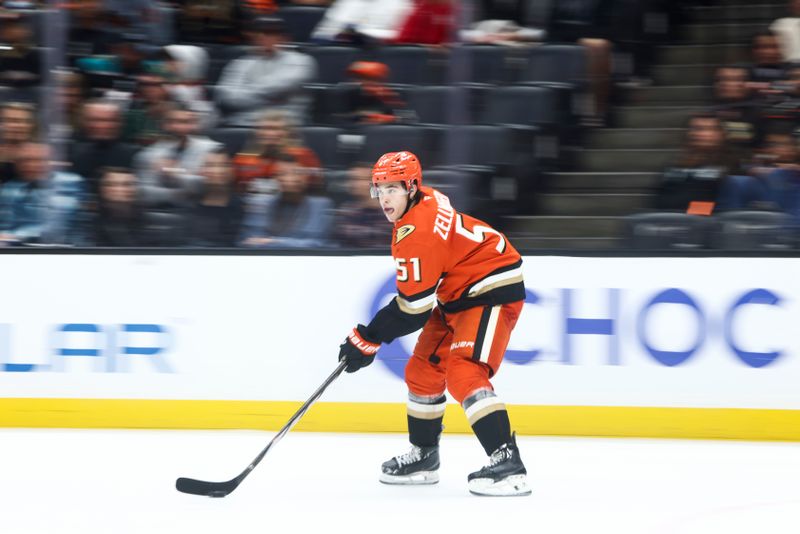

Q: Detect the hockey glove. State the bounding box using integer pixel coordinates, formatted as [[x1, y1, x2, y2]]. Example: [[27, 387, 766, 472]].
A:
[[339, 325, 380, 373]]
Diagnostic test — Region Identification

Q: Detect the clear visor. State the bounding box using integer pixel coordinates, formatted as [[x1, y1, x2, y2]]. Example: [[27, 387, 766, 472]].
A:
[[370, 183, 408, 199]]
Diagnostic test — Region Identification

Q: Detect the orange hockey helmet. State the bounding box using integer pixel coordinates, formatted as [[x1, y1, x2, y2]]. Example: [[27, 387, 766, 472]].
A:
[[371, 151, 422, 198], [347, 60, 389, 81]]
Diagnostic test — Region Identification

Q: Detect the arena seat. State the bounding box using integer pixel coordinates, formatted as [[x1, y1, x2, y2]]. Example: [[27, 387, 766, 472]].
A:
[[711, 210, 795, 250], [279, 6, 327, 44], [405, 85, 470, 125], [299, 126, 349, 169], [372, 46, 441, 85], [305, 46, 362, 85], [518, 44, 587, 86], [209, 127, 252, 156], [624, 212, 712, 249], [450, 45, 512, 85], [481, 85, 558, 129]]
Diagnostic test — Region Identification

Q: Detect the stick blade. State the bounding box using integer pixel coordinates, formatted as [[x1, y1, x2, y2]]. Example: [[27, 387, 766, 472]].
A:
[[176, 476, 238, 498]]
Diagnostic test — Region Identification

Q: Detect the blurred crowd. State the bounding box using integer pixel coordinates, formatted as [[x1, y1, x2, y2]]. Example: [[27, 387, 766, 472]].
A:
[[657, 16, 800, 224], [3, 0, 791, 249]]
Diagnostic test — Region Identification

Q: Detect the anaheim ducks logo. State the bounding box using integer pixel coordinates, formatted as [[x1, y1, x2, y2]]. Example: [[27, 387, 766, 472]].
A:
[[395, 224, 415, 244]]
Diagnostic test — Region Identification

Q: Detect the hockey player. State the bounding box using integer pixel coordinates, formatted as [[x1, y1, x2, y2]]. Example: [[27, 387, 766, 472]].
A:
[[337, 151, 531, 497]]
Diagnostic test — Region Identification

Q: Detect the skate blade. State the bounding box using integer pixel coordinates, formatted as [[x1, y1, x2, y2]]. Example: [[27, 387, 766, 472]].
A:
[[379, 470, 439, 485], [468, 474, 531, 497]]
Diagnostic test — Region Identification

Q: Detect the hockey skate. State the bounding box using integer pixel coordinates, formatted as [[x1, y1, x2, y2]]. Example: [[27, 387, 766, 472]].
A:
[[379, 445, 440, 485], [467, 433, 531, 496]]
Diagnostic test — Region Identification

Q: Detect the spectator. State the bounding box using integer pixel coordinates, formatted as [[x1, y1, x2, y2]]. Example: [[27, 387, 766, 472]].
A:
[[770, 0, 800, 62], [123, 71, 172, 145], [0, 15, 41, 89], [607, 0, 665, 85], [462, 0, 546, 45], [164, 44, 218, 131], [463, 0, 545, 44], [106, 33, 151, 78], [462, 21, 540, 45], [545, 0, 613, 126], [766, 64, 800, 124], [103, 0, 175, 46], [70, 99, 139, 197], [333, 161, 389, 248], [760, 127, 800, 224], [0, 102, 36, 184], [240, 154, 333, 248], [747, 31, 790, 101], [93, 166, 149, 246], [712, 65, 762, 151], [394, 0, 457, 45], [311, 0, 412, 44], [340, 61, 408, 124], [134, 102, 220, 207], [656, 112, 742, 212], [185, 148, 244, 247], [73, 57, 124, 95], [52, 70, 87, 144], [745, 124, 799, 183], [215, 16, 317, 127], [0, 142, 86, 245], [67, 1, 117, 59], [708, 124, 800, 216], [73, 27, 159, 92], [233, 109, 321, 193]]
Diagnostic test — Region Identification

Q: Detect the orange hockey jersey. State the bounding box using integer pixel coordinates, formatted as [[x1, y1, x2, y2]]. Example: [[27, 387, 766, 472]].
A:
[[363, 186, 524, 344]]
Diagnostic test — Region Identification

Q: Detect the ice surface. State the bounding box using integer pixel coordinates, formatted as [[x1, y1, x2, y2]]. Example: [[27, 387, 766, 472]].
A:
[[0, 429, 798, 534]]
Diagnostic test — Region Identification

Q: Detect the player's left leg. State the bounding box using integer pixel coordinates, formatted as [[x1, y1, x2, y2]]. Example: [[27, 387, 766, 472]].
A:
[[446, 301, 531, 496]]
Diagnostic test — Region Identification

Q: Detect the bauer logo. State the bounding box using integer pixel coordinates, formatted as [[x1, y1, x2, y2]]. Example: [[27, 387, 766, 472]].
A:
[[369, 274, 787, 379], [370, 275, 538, 379], [0, 323, 174, 373]]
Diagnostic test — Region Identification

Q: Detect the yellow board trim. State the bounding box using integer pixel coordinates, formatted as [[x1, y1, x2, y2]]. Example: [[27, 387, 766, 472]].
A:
[[1, 399, 799, 441]]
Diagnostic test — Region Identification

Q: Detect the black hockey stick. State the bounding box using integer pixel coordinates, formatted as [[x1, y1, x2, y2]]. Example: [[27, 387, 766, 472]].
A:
[[176, 360, 347, 497]]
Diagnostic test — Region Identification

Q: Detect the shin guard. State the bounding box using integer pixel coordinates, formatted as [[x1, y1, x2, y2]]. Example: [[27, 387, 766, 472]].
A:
[[463, 388, 511, 455], [407, 392, 446, 447]]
